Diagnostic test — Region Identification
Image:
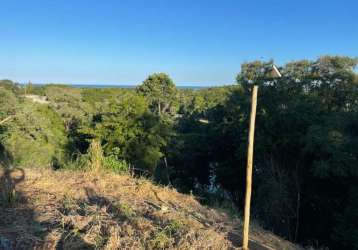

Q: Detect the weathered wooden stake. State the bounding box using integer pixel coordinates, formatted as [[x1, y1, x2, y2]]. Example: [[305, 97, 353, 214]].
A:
[[242, 85, 258, 250]]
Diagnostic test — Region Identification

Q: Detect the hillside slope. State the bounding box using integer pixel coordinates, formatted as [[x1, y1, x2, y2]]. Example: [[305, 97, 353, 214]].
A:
[[0, 168, 301, 250]]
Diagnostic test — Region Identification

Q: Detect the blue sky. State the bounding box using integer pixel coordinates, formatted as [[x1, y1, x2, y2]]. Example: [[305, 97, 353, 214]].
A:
[[1, 0, 357, 86]]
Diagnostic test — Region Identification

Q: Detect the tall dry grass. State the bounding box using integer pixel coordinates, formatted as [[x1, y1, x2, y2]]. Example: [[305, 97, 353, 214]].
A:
[[88, 139, 104, 173]]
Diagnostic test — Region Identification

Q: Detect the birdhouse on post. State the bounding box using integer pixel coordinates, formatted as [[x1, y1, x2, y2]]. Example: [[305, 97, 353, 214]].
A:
[[271, 64, 282, 78]]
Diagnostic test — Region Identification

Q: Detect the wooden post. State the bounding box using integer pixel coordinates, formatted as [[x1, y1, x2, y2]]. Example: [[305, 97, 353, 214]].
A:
[[242, 85, 258, 250]]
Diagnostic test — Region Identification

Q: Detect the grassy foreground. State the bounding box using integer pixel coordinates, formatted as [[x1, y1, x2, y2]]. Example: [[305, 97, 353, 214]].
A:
[[0, 168, 301, 250]]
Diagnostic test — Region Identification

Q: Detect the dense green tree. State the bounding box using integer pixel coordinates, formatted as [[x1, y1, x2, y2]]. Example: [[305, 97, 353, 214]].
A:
[[76, 93, 171, 174], [1, 102, 67, 167], [136, 73, 178, 116]]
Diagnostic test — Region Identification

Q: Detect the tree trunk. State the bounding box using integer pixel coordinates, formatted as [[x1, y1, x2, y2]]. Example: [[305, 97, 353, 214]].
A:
[[294, 190, 301, 242], [158, 102, 161, 115], [164, 156, 171, 185]]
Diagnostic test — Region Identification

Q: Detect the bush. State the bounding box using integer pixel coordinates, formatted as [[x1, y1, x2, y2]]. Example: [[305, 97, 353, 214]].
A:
[[2, 104, 67, 168], [103, 155, 129, 174]]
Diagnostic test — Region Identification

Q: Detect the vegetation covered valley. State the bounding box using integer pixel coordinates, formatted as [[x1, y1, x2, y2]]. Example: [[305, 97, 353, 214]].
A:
[[1, 56, 357, 249]]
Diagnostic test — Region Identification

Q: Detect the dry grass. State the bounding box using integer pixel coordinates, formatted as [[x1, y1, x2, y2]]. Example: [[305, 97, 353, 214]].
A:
[[0, 168, 302, 250]]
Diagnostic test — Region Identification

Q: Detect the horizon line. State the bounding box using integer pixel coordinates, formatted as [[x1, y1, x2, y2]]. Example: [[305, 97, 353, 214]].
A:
[[14, 81, 235, 87]]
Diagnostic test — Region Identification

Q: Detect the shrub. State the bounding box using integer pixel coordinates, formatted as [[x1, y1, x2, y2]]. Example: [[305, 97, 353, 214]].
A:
[[103, 155, 129, 174]]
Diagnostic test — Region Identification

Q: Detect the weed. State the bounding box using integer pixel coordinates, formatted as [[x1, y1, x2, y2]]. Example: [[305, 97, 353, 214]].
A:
[[117, 202, 135, 219], [165, 219, 185, 236], [103, 157, 129, 174], [61, 193, 76, 215], [63, 154, 89, 171], [150, 219, 185, 249], [94, 233, 108, 249], [151, 230, 173, 249]]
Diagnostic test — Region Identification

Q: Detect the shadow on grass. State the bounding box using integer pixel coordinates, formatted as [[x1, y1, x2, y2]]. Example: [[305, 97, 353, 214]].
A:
[[0, 146, 33, 249], [0, 145, 92, 250]]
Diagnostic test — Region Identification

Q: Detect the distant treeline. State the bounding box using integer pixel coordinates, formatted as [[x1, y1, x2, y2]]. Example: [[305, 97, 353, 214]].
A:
[[0, 56, 357, 249], [18, 83, 214, 89]]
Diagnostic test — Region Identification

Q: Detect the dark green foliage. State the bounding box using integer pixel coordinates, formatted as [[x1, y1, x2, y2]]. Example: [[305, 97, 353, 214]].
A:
[[333, 187, 358, 248], [168, 56, 357, 249], [167, 119, 211, 191], [161, 56, 358, 249], [124, 112, 170, 173]]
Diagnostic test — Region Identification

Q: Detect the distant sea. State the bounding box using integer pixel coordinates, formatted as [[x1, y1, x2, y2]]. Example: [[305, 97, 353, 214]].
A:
[[20, 83, 213, 90], [71, 84, 210, 90]]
